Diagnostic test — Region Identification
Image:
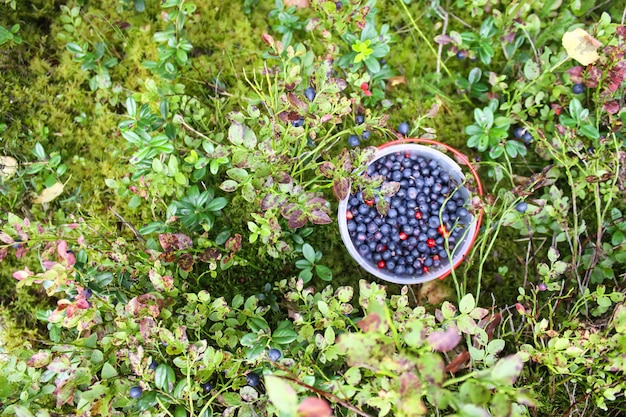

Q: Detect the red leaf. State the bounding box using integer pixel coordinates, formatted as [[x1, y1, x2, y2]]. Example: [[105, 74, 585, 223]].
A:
[[604, 100, 620, 114], [298, 397, 333, 417], [318, 161, 336, 178]]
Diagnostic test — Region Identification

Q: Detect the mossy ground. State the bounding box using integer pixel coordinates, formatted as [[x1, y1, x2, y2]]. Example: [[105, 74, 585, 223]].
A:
[[0, 0, 596, 338]]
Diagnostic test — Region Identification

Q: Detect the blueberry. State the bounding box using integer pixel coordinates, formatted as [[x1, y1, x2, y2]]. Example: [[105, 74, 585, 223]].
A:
[[572, 83, 585, 94], [513, 126, 525, 139], [304, 87, 316, 102], [522, 131, 533, 144], [515, 202, 528, 213], [456, 50, 467, 60], [356, 115, 365, 125], [247, 372, 260, 387], [129, 386, 143, 399], [362, 130, 371, 140], [291, 118, 304, 127], [348, 135, 360, 147], [82, 289, 93, 299], [398, 122, 410, 136], [456, 208, 469, 218], [268, 348, 282, 361], [148, 360, 158, 370], [202, 382, 213, 392]]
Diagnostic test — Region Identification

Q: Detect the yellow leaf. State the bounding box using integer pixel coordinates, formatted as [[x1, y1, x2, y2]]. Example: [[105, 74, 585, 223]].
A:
[[33, 182, 65, 204], [562, 28, 602, 66], [0, 156, 18, 179]]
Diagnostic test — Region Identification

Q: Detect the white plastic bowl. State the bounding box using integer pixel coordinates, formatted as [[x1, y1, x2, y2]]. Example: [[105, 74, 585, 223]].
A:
[[338, 141, 480, 284]]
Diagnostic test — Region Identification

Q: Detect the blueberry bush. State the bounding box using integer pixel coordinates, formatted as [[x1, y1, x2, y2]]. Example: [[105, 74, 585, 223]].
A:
[[1, 0, 625, 416]]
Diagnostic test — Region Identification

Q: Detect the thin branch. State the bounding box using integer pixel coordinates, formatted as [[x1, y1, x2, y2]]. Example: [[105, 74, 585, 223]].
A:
[[109, 207, 145, 243]]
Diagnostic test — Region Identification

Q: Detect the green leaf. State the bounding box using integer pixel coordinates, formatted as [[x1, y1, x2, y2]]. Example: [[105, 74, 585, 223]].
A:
[[523, 60, 540, 80], [155, 364, 176, 391], [273, 328, 298, 345], [101, 362, 118, 379], [302, 243, 316, 264], [468, 67, 482, 84], [459, 293, 475, 314], [579, 124, 599, 139], [220, 180, 238, 192], [299, 268, 313, 283], [227, 167, 249, 182], [12, 406, 35, 417], [315, 264, 333, 281], [491, 354, 523, 385], [205, 197, 227, 212], [126, 97, 137, 118], [265, 375, 298, 414]]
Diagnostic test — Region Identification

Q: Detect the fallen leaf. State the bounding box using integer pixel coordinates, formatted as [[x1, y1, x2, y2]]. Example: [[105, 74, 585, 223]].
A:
[[284, 0, 309, 8], [419, 279, 453, 304], [33, 182, 65, 204], [562, 28, 602, 66], [0, 155, 18, 179]]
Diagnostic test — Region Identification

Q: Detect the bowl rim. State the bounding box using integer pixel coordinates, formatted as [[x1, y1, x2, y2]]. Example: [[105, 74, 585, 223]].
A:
[[337, 138, 484, 284]]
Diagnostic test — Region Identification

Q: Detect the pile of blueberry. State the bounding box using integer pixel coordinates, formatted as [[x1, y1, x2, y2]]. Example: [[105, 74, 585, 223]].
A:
[[344, 150, 472, 278]]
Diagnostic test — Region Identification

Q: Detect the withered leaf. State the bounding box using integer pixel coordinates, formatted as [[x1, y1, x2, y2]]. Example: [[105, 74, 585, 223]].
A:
[[225, 234, 242, 253], [332, 177, 350, 201], [177, 253, 195, 272], [288, 209, 307, 229], [318, 161, 336, 178], [309, 209, 332, 225], [358, 312, 382, 333], [380, 181, 400, 197]]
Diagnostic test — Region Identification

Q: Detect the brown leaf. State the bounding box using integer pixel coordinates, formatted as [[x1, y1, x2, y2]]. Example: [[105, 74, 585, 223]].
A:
[[309, 210, 332, 225], [288, 209, 307, 229], [177, 253, 195, 272], [380, 181, 400, 197], [338, 149, 352, 172], [445, 350, 470, 373], [198, 248, 221, 263], [27, 351, 52, 368], [287, 92, 307, 111], [357, 312, 382, 333], [225, 234, 242, 253], [318, 161, 336, 178], [332, 177, 350, 200]]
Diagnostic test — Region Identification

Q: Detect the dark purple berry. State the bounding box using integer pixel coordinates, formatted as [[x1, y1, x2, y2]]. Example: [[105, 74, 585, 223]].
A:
[[515, 202, 528, 213], [522, 131, 533, 144], [305, 87, 316, 102], [362, 130, 371, 140], [268, 349, 281, 361], [356, 115, 365, 125], [513, 126, 525, 139], [572, 83, 584, 94], [291, 118, 304, 128], [202, 382, 213, 392], [129, 386, 143, 399], [348, 135, 360, 147], [246, 372, 260, 387], [456, 50, 467, 60], [148, 360, 158, 370], [82, 289, 93, 299], [398, 122, 410, 136]]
